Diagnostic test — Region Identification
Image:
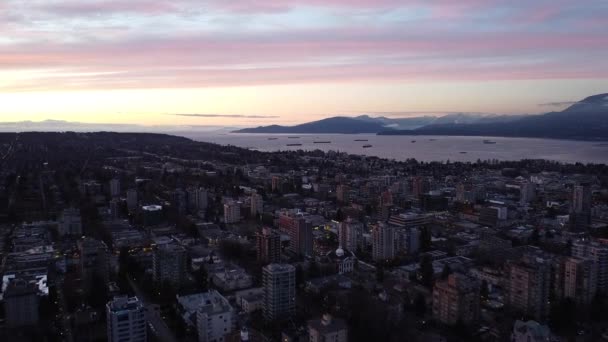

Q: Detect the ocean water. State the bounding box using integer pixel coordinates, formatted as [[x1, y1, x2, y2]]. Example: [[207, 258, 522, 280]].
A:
[[183, 133, 608, 164]]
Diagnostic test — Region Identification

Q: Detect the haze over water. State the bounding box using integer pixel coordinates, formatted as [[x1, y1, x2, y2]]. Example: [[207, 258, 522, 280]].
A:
[[186, 133, 608, 164]]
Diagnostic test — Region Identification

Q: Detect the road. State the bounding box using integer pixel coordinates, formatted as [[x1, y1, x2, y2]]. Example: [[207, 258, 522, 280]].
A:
[[55, 276, 74, 342], [127, 276, 178, 342]]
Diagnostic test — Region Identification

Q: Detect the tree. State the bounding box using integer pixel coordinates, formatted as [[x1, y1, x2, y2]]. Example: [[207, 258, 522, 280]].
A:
[[197, 266, 209, 291], [480, 280, 489, 300], [530, 229, 541, 246], [420, 226, 432, 252], [218, 240, 247, 261], [118, 246, 130, 271], [376, 265, 385, 283], [414, 293, 426, 317], [295, 264, 305, 286], [158, 280, 177, 304], [87, 274, 109, 308], [590, 293, 608, 322], [308, 260, 321, 279], [549, 298, 577, 334], [335, 208, 345, 222], [420, 254, 434, 288], [441, 264, 452, 279]]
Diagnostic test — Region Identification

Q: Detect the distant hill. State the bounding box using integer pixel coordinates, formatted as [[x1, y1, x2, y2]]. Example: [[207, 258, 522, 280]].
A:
[[379, 93, 608, 140], [232, 116, 390, 134], [232, 112, 524, 133]]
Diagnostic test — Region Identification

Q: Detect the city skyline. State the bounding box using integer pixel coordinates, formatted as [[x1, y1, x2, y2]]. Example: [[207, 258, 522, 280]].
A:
[[1, 0, 607, 126]]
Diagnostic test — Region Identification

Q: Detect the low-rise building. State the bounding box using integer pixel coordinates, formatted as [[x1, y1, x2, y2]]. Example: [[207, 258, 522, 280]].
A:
[[308, 314, 348, 342], [196, 290, 235, 342]]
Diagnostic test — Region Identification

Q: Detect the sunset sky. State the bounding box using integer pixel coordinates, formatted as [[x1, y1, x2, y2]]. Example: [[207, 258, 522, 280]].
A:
[[1, 0, 607, 126]]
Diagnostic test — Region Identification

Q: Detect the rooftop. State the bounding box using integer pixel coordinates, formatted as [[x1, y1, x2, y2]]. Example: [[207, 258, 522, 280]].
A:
[[107, 296, 143, 313]]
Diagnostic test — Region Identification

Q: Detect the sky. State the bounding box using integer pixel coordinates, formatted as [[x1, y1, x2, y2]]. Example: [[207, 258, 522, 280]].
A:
[[1, 0, 607, 126]]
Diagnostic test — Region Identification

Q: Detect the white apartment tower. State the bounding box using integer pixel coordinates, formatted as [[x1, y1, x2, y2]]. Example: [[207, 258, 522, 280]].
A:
[[224, 201, 241, 224], [106, 296, 147, 342], [262, 264, 296, 321], [250, 192, 264, 216], [372, 222, 395, 261]]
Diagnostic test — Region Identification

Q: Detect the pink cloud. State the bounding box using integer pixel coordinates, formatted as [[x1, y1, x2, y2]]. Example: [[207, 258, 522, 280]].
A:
[[1, 0, 606, 92], [3, 58, 606, 93], [511, 1, 567, 25], [14, 0, 500, 17], [37, 0, 180, 16], [2, 30, 605, 69]]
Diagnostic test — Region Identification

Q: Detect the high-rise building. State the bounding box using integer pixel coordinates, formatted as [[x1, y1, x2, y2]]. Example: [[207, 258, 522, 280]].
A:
[[197, 188, 208, 210], [409, 227, 421, 255], [256, 227, 281, 264], [379, 190, 393, 207], [4, 278, 39, 327], [187, 187, 208, 212], [456, 182, 476, 203], [432, 273, 480, 325], [570, 183, 592, 231], [336, 184, 350, 203], [250, 192, 264, 216], [59, 207, 82, 236], [142, 204, 163, 226], [571, 183, 592, 214], [262, 264, 296, 322], [563, 257, 597, 305], [387, 212, 430, 228], [505, 254, 551, 320], [420, 191, 448, 212], [371, 222, 395, 261], [412, 176, 429, 198], [224, 201, 241, 224], [109, 198, 120, 219], [338, 217, 361, 252], [279, 211, 313, 257], [174, 188, 187, 215], [78, 237, 110, 292], [110, 178, 121, 198], [390, 180, 408, 196], [271, 176, 283, 192], [520, 181, 536, 204], [106, 296, 147, 342], [479, 207, 500, 227], [308, 314, 348, 342], [196, 290, 236, 342], [153, 244, 187, 287], [127, 189, 138, 212], [572, 239, 608, 293]]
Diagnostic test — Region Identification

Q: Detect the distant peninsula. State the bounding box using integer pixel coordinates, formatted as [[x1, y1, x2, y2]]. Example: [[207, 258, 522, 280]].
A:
[[233, 93, 608, 141]]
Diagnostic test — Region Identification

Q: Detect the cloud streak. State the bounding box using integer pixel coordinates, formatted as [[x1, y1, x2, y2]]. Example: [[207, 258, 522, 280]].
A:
[[171, 114, 280, 119], [1, 0, 607, 92]]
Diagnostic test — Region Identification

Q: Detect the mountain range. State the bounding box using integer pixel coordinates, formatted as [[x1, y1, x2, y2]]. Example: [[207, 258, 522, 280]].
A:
[[233, 93, 608, 140]]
